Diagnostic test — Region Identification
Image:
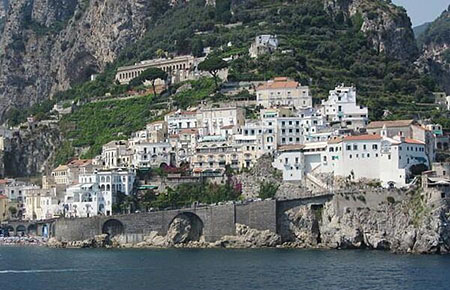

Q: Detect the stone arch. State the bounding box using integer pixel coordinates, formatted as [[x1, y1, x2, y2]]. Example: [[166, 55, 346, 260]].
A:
[[27, 224, 37, 236], [167, 212, 204, 244], [16, 225, 26, 236], [5, 226, 14, 236], [102, 219, 124, 237]]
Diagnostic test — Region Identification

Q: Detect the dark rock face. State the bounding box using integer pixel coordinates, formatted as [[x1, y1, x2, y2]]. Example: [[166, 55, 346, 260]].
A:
[[3, 125, 61, 177], [0, 0, 159, 121]]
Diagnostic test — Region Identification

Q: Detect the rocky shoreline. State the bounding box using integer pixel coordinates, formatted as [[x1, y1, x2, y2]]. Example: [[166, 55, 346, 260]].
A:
[[0, 237, 47, 246], [44, 188, 450, 255]]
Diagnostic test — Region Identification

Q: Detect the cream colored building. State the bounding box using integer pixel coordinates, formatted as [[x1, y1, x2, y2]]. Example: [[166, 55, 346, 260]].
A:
[[192, 136, 241, 173], [24, 188, 61, 221], [255, 77, 312, 109], [0, 195, 9, 222], [198, 106, 245, 136], [115, 55, 198, 85]]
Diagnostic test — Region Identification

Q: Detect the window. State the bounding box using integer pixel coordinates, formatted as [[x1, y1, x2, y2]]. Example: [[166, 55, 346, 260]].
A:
[[363, 145, 367, 150], [353, 145, 358, 150], [349, 154, 352, 159], [346, 145, 351, 151], [372, 144, 378, 150]]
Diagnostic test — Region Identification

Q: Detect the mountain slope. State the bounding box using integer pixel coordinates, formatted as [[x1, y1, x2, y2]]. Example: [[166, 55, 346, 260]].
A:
[[0, 0, 171, 122], [413, 22, 431, 38], [417, 5, 450, 94]]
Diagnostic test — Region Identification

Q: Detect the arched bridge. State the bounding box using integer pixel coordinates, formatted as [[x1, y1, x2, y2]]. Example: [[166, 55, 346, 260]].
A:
[[54, 194, 333, 243]]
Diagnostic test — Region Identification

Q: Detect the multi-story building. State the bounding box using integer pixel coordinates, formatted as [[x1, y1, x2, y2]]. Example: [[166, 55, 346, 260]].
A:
[[115, 55, 198, 85], [255, 77, 312, 109], [191, 136, 241, 172], [165, 110, 198, 135], [321, 85, 368, 130], [198, 106, 245, 136], [131, 142, 174, 169], [66, 170, 136, 217], [101, 140, 132, 169], [24, 188, 61, 221]]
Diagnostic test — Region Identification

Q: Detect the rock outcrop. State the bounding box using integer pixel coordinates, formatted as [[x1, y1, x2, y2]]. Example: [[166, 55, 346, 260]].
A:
[[2, 125, 61, 177], [324, 0, 418, 60], [0, 0, 166, 121], [416, 6, 450, 94]]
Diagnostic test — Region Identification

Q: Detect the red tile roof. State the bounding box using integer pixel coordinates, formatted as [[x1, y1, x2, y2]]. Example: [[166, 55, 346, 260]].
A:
[[367, 120, 414, 129], [256, 78, 300, 91], [343, 134, 382, 141], [278, 144, 305, 152], [405, 138, 425, 145]]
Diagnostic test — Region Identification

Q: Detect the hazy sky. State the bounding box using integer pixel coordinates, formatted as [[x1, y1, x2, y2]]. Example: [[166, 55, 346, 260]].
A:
[[392, 0, 449, 26]]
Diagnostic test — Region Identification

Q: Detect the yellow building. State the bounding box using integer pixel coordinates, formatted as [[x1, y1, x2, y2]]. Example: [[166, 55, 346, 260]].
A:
[[0, 195, 9, 222]]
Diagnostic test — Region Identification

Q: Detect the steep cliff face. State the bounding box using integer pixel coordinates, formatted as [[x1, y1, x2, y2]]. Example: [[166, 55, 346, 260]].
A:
[[416, 6, 450, 93], [324, 0, 418, 60], [3, 125, 61, 177], [0, 0, 163, 121]]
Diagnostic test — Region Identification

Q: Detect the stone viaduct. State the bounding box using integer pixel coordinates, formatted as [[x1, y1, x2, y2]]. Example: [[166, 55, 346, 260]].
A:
[[53, 194, 333, 243], [2, 219, 55, 237]]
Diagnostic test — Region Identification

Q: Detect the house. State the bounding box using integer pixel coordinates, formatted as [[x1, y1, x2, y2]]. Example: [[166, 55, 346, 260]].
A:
[[131, 142, 174, 169], [198, 106, 245, 136], [321, 132, 429, 188], [321, 85, 368, 130], [101, 140, 132, 169], [249, 35, 279, 58], [255, 77, 312, 109], [272, 145, 305, 181]]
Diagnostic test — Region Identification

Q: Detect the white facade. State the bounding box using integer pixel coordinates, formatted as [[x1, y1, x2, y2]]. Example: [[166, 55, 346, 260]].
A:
[[198, 107, 245, 136], [272, 145, 305, 181], [132, 142, 173, 169], [321, 85, 368, 130], [165, 111, 198, 135], [101, 141, 132, 169]]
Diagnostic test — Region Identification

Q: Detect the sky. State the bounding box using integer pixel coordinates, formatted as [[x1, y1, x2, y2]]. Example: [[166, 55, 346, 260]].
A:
[[392, 0, 449, 26]]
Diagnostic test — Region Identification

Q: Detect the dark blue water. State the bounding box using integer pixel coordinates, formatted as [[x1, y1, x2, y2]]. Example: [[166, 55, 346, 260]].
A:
[[0, 247, 450, 290]]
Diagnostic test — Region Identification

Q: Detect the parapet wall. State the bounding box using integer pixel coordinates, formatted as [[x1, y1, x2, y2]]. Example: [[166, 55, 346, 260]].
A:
[[54, 200, 279, 243]]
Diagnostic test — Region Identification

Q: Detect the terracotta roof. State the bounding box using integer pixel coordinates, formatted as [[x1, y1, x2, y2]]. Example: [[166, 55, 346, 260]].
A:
[[0, 194, 7, 199], [328, 137, 344, 144], [405, 138, 425, 145], [221, 125, 234, 130], [0, 179, 9, 185], [68, 159, 92, 167], [180, 128, 198, 134], [53, 165, 69, 171], [256, 78, 299, 91], [343, 134, 382, 141], [181, 111, 197, 115], [278, 144, 305, 152], [169, 134, 180, 139], [367, 120, 414, 129]]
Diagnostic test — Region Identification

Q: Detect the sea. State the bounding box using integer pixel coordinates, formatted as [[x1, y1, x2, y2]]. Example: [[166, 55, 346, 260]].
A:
[[0, 247, 449, 290]]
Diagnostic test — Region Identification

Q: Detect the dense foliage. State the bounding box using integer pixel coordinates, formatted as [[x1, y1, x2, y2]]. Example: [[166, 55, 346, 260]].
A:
[[13, 0, 450, 160], [417, 6, 450, 47], [59, 95, 158, 158]]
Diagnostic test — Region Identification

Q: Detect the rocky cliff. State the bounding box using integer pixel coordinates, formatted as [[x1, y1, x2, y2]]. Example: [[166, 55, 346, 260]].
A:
[[416, 6, 450, 93], [0, 0, 165, 121], [2, 124, 61, 177], [324, 0, 418, 60]]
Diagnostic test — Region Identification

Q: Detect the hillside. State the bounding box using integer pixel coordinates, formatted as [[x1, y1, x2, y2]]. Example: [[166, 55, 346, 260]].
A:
[[417, 6, 450, 94], [413, 22, 431, 39], [0, 0, 446, 173]]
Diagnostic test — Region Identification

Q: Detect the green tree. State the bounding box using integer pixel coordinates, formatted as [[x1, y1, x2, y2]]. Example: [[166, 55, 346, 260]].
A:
[[130, 67, 168, 96], [258, 181, 278, 199], [198, 56, 228, 90]]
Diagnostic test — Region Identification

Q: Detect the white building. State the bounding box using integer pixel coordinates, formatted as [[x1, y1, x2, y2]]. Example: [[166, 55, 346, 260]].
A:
[[272, 145, 305, 181], [132, 142, 174, 169], [65, 170, 136, 217], [255, 77, 312, 109], [198, 106, 245, 136], [101, 140, 132, 169], [249, 35, 279, 58], [321, 85, 368, 130], [321, 132, 429, 187], [165, 110, 198, 135]]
